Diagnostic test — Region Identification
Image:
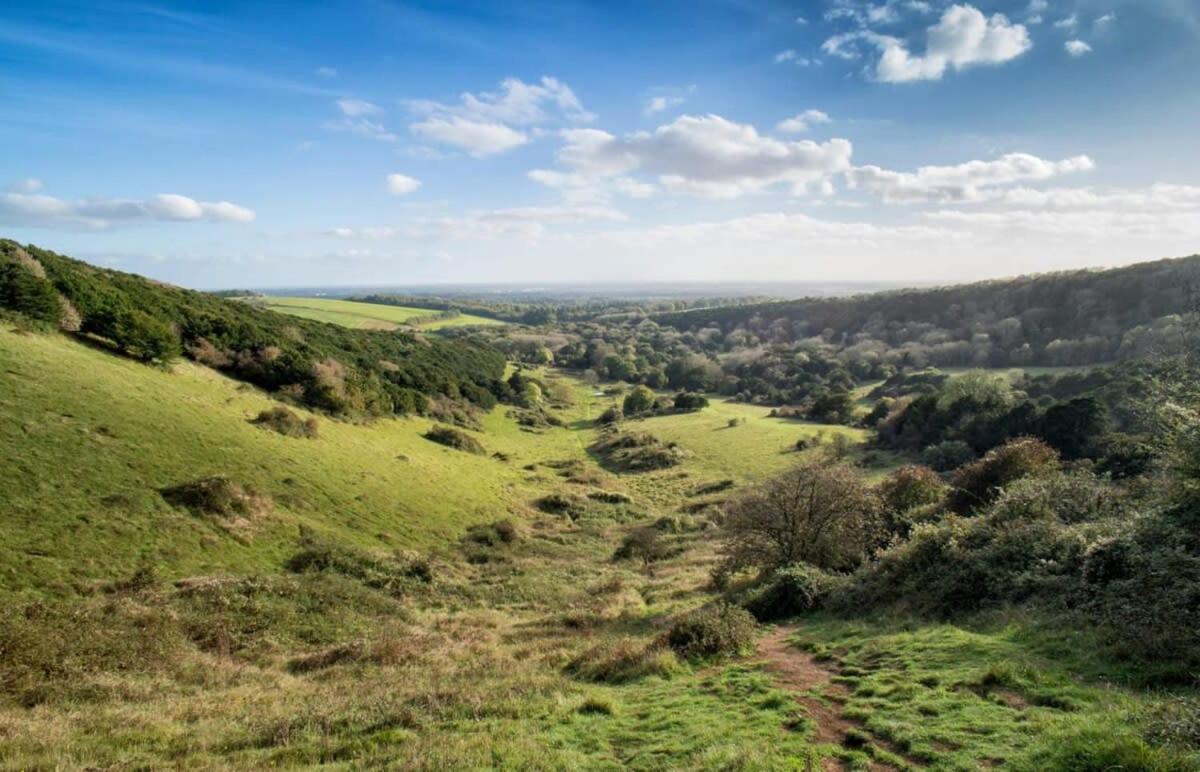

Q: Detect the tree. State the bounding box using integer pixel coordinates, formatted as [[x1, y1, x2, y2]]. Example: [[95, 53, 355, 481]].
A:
[[808, 390, 855, 424], [0, 260, 62, 324], [720, 459, 881, 574], [1040, 396, 1108, 459], [623, 385, 656, 415]]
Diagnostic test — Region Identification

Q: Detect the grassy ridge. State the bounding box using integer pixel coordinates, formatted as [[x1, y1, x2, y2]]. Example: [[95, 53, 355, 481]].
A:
[[0, 327, 561, 592], [261, 296, 504, 330]]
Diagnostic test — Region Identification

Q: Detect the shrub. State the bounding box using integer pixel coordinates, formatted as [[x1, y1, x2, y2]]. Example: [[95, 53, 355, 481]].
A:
[[250, 406, 319, 438], [622, 385, 656, 415], [159, 476, 269, 519], [423, 425, 485, 454], [720, 459, 881, 574], [0, 257, 62, 324], [535, 492, 584, 518], [591, 430, 686, 472], [567, 638, 679, 683], [673, 391, 709, 411], [921, 440, 975, 471], [878, 466, 946, 514], [596, 405, 623, 425], [948, 437, 1060, 514], [612, 527, 673, 565], [742, 563, 837, 622], [665, 603, 757, 660], [285, 538, 432, 594]]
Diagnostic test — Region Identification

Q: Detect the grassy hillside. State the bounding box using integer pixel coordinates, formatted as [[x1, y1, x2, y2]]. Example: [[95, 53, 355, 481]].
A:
[[261, 296, 504, 330], [2, 325, 1197, 769]]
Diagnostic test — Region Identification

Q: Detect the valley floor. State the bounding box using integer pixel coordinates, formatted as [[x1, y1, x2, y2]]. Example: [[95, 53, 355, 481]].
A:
[[1, 327, 1194, 770]]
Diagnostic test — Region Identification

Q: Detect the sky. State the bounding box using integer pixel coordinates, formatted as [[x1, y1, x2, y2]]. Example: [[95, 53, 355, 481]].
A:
[[1, 0, 1199, 289]]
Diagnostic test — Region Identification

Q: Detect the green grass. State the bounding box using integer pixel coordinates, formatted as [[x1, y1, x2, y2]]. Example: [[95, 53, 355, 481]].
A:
[[258, 296, 503, 330], [0, 327, 561, 592], [2, 325, 1195, 770]]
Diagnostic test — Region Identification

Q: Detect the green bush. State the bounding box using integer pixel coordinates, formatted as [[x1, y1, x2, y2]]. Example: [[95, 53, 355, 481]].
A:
[[665, 603, 757, 660], [673, 391, 709, 411], [251, 405, 319, 438], [285, 535, 432, 593], [743, 563, 838, 621], [567, 638, 679, 683], [159, 476, 269, 519], [622, 385, 656, 415], [921, 440, 975, 472], [948, 437, 1060, 514], [423, 425, 485, 454]]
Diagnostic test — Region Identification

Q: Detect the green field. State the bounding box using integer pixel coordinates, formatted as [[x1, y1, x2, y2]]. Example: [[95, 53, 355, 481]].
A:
[[259, 296, 504, 330], [1, 327, 1195, 770]]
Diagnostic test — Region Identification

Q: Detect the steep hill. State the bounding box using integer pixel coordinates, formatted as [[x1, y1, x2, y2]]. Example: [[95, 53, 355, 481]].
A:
[[0, 240, 506, 417]]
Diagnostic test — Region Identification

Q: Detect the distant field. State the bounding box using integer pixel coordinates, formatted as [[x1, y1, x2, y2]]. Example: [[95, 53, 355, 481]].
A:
[[259, 296, 504, 330]]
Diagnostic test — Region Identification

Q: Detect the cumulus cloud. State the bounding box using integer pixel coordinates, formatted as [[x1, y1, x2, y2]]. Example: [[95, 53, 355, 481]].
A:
[[386, 173, 421, 195], [777, 109, 832, 133], [828, 4, 1032, 82], [555, 114, 853, 198], [848, 152, 1095, 203], [409, 116, 528, 156], [403, 76, 591, 156], [1065, 39, 1092, 56], [0, 188, 255, 229]]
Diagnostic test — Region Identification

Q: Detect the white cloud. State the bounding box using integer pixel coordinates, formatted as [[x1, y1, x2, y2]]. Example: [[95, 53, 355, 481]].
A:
[[528, 169, 654, 203], [1053, 14, 1078, 30], [328, 205, 625, 244], [827, 4, 1032, 83], [409, 116, 528, 156], [336, 98, 380, 117], [776, 49, 819, 66], [1095, 13, 1116, 26], [556, 114, 853, 198], [316, 66, 337, 79], [326, 99, 397, 142], [777, 109, 832, 133], [975, 183, 1200, 210], [0, 188, 255, 229], [5, 178, 44, 193], [848, 152, 1095, 203], [796, 15, 808, 24], [406, 76, 592, 125], [645, 95, 686, 115], [386, 173, 421, 195], [1025, 0, 1047, 23], [877, 4, 1032, 82], [403, 76, 590, 156], [1065, 39, 1092, 56]]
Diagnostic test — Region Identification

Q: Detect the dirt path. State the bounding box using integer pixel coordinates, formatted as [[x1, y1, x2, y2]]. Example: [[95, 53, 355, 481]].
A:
[[755, 625, 918, 772]]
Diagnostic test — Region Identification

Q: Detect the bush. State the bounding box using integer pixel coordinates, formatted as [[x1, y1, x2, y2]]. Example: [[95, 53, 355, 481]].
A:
[[673, 391, 709, 411], [591, 430, 686, 472], [567, 638, 679, 683], [948, 437, 1060, 514], [251, 406, 319, 438], [720, 459, 881, 574], [285, 536, 432, 593], [921, 440, 975, 471], [612, 527, 673, 565], [596, 405, 623, 425], [743, 563, 838, 621], [423, 425, 485, 454], [159, 476, 269, 519], [535, 492, 585, 518], [665, 603, 757, 660], [622, 385, 656, 415]]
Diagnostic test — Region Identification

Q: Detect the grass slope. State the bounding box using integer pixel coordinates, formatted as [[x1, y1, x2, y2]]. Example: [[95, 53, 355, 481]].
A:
[[261, 296, 503, 330], [2, 326, 1195, 770], [0, 327, 558, 593]]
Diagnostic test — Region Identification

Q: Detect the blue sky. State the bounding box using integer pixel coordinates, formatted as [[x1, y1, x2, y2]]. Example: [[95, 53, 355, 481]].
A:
[[1, 0, 1198, 288]]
